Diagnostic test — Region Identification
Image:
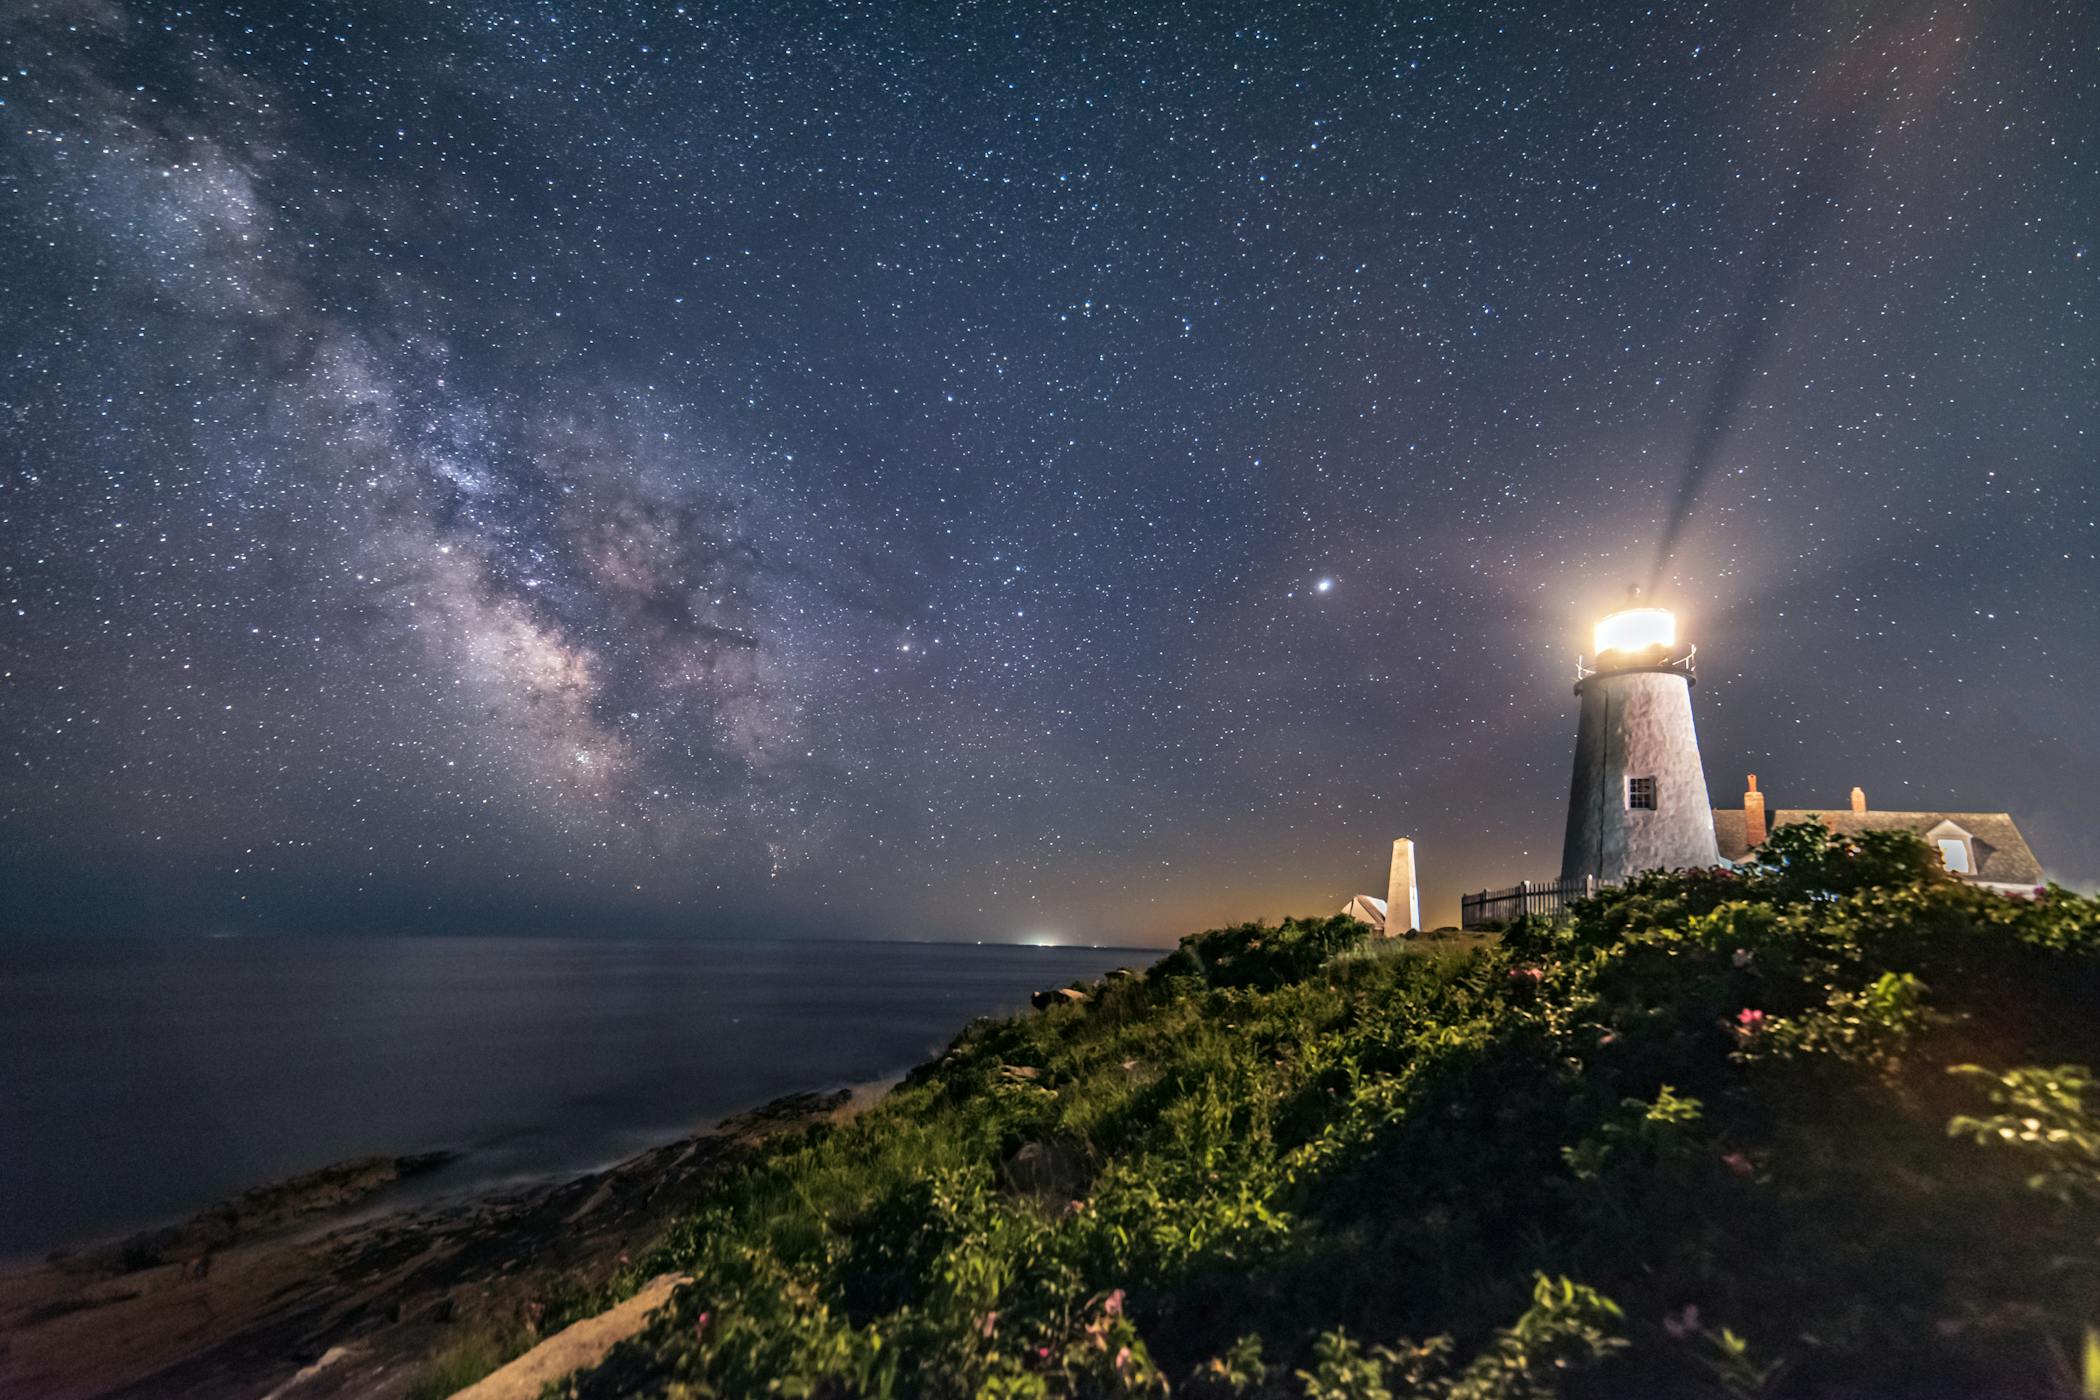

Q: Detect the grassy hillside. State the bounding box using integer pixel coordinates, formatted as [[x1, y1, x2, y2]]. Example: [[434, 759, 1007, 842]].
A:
[[572, 823, 2100, 1398]]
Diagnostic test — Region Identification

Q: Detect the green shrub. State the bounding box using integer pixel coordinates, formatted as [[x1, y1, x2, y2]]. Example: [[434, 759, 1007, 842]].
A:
[[1173, 914, 1379, 990], [572, 822, 2100, 1398]]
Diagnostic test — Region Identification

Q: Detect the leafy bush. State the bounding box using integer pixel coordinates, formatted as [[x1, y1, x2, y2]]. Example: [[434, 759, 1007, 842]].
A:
[[572, 822, 2100, 1398], [1168, 914, 1379, 990]]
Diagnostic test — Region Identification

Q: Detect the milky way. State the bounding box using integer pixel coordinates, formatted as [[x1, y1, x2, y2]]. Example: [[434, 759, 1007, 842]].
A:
[[2, 1, 2095, 941]]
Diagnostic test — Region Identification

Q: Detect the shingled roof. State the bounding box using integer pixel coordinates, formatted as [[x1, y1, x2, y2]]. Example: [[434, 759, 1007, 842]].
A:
[[1712, 808, 2045, 887]]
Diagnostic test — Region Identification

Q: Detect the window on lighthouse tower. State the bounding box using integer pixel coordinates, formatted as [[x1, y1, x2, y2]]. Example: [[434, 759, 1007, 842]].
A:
[[1627, 776, 1657, 810]]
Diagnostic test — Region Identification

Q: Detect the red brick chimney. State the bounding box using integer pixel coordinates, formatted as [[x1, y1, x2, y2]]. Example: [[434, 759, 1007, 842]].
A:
[[1851, 786, 1867, 815], [1744, 774, 1767, 848]]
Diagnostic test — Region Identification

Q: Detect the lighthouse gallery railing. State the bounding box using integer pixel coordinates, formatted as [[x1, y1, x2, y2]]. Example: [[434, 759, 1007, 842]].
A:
[[1460, 876, 1607, 929]]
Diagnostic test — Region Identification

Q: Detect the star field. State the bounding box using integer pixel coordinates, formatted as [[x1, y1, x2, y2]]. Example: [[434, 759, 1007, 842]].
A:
[[2, 0, 2094, 942]]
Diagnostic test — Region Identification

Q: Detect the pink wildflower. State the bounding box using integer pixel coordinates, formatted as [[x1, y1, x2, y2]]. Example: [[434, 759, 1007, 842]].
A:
[[1731, 948, 1754, 968], [1735, 1008, 1766, 1029], [979, 1310, 999, 1339], [695, 1310, 711, 1335], [1721, 1151, 1754, 1177], [1508, 965, 1543, 986], [1101, 1288, 1126, 1318], [1662, 1303, 1701, 1339], [1037, 1344, 1054, 1361], [1114, 1346, 1133, 1371], [1596, 1029, 1618, 1047]]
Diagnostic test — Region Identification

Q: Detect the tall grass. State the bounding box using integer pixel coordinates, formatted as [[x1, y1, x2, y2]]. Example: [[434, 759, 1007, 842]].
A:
[[404, 1322, 529, 1400]]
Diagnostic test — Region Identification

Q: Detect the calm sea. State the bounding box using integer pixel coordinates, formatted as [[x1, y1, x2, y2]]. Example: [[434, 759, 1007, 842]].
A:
[[0, 936, 1146, 1258]]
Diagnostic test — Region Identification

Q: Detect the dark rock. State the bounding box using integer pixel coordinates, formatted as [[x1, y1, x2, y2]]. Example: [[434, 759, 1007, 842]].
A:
[[1000, 1138, 1088, 1202]]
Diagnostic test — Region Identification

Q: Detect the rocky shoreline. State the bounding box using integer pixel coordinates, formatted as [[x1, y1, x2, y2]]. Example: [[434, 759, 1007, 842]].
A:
[[0, 1089, 862, 1400]]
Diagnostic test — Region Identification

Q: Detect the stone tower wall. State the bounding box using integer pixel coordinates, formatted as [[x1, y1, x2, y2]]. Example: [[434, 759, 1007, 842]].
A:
[[1560, 669, 1721, 883]]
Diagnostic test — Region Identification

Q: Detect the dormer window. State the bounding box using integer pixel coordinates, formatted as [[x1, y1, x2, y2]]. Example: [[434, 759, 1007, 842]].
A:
[[1627, 776, 1657, 810], [1924, 820, 1978, 877]]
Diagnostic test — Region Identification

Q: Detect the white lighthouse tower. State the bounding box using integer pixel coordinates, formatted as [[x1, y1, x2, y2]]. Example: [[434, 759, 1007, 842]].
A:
[[1559, 599, 1721, 884]]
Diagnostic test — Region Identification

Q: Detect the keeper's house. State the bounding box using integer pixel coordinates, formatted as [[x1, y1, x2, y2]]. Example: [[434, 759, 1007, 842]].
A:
[[1715, 776, 2045, 898]]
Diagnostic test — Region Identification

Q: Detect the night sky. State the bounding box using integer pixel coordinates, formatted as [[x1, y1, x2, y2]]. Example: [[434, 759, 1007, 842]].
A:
[[2, 1, 2094, 944]]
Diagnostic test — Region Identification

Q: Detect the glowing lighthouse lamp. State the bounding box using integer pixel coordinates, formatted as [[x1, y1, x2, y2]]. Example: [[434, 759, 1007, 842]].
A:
[[1591, 605, 1676, 658], [1560, 599, 1721, 886]]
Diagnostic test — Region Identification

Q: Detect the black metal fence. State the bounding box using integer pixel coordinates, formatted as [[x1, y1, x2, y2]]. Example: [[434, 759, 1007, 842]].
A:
[[1460, 875, 1603, 929]]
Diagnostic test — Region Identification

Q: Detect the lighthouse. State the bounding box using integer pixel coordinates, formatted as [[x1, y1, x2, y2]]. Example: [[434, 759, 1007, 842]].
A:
[[1559, 600, 1721, 884]]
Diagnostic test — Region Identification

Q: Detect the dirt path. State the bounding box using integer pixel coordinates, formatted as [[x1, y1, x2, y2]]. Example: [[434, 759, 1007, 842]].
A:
[[450, 1273, 689, 1400]]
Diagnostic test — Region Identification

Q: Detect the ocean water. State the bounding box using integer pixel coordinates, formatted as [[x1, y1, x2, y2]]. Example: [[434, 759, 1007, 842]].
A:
[[0, 936, 1146, 1258]]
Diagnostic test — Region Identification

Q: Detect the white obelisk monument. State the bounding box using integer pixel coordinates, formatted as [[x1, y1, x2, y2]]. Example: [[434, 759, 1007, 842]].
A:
[[1387, 837, 1420, 934]]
